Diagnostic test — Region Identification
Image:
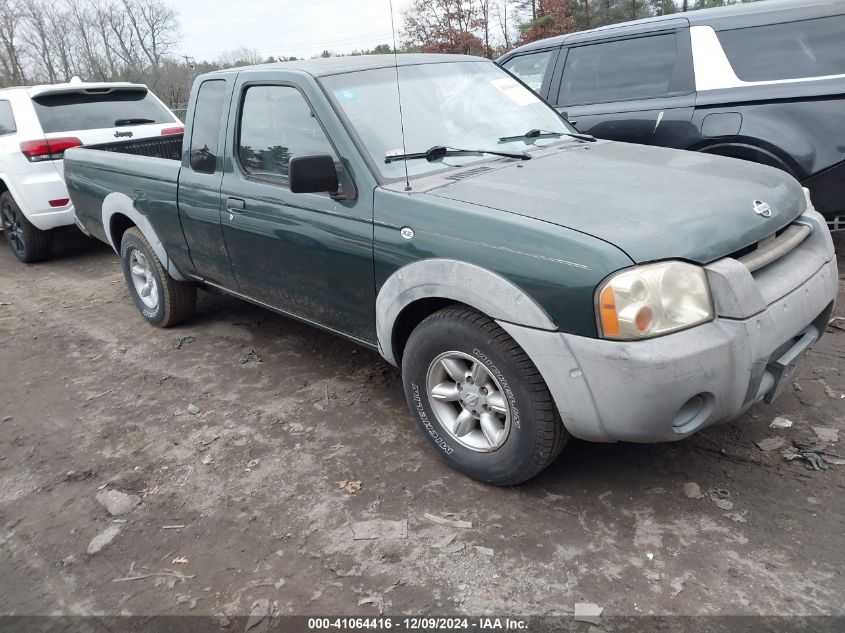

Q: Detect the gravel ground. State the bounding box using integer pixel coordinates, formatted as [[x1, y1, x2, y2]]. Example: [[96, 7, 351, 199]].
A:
[[1, 229, 844, 622]]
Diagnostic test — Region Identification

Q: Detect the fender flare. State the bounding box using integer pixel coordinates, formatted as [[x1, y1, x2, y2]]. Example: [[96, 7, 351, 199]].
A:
[[102, 191, 186, 281], [376, 258, 556, 366]]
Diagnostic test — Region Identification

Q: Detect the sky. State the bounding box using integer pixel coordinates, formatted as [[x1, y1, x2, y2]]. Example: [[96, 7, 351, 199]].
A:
[[167, 0, 414, 62]]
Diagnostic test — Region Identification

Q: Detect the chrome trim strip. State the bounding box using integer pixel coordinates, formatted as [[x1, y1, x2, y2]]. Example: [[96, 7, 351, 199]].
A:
[[738, 223, 812, 273]]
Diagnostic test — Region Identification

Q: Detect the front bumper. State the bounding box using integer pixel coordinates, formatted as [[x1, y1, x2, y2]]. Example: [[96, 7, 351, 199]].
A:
[[501, 207, 838, 443]]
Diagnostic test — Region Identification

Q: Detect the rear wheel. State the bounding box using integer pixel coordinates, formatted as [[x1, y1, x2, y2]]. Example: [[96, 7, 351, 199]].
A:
[[1, 192, 53, 263], [401, 305, 567, 486], [120, 227, 196, 327]]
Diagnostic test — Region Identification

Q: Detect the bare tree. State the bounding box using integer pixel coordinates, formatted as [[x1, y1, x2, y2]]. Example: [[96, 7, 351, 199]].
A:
[[215, 47, 264, 68], [20, 2, 57, 83], [98, 3, 131, 77], [0, 0, 27, 84], [122, 0, 180, 72], [46, 2, 76, 81], [66, 0, 108, 80], [494, 0, 512, 50]]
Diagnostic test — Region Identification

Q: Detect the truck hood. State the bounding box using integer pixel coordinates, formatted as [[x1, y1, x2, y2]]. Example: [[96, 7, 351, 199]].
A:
[[428, 141, 806, 264]]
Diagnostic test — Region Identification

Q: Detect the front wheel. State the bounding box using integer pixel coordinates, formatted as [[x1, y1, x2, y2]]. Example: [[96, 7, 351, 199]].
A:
[[401, 306, 567, 486], [120, 227, 196, 327], [1, 192, 53, 263]]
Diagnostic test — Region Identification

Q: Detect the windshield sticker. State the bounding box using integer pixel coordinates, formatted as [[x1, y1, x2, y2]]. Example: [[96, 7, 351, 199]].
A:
[[336, 89, 358, 101], [490, 77, 539, 107]]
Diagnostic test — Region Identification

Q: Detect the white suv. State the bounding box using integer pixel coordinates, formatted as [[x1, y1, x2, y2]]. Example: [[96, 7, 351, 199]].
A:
[[0, 78, 182, 262]]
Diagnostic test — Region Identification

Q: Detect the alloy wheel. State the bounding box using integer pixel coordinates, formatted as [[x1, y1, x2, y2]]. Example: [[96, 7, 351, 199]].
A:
[[129, 250, 159, 310], [425, 351, 512, 452], [1, 200, 25, 257]]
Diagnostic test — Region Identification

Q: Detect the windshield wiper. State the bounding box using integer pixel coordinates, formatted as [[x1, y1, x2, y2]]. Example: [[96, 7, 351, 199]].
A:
[[114, 118, 155, 126], [498, 128, 596, 143], [384, 145, 530, 164]]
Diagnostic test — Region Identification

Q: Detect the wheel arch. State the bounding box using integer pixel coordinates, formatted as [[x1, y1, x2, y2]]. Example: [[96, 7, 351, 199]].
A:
[[102, 191, 186, 281], [0, 176, 25, 212], [376, 258, 557, 367], [690, 139, 803, 180]]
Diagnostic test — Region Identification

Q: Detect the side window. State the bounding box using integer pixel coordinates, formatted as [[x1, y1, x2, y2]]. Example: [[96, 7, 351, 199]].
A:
[[501, 50, 554, 92], [189, 79, 226, 174], [237, 85, 335, 182], [0, 100, 16, 136], [717, 16, 845, 82], [558, 33, 678, 106]]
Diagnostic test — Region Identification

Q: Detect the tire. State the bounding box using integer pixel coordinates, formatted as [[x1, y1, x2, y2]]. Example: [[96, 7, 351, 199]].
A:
[[401, 305, 567, 486], [0, 191, 53, 263], [120, 227, 196, 327]]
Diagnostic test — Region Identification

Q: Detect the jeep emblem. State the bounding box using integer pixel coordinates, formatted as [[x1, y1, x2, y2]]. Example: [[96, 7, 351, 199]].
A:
[[114, 130, 134, 138], [753, 200, 772, 218]]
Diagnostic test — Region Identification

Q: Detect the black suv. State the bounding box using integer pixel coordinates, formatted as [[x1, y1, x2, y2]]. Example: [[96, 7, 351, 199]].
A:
[[498, 0, 845, 229]]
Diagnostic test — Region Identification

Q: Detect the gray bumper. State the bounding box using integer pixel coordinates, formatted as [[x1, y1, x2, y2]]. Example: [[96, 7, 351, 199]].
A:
[[501, 207, 838, 443]]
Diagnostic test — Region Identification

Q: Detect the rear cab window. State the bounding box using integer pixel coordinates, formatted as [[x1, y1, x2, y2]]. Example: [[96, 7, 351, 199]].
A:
[[501, 50, 555, 92], [717, 15, 845, 81], [558, 33, 680, 105], [0, 100, 15, 135], [31, 89, 173, 133]]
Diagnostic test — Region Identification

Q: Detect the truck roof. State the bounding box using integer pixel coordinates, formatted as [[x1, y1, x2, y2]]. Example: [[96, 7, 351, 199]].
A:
[[504, 0, 841, 55], [207, 54, 487, 78]]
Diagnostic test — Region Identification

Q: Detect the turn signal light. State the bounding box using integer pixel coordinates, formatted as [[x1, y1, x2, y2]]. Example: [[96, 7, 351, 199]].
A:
[[598, 285, 619, 337]]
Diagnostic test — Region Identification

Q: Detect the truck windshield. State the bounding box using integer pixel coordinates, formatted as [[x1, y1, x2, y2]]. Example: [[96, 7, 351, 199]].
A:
[[32, 89, 173, 133], [322, 61, 576, 181]]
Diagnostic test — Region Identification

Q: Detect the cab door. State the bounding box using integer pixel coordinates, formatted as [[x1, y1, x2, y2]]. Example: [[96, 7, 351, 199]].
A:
[[177, 77, 237, 287], [218, 74, 376, 343], [551, 25, 696, 149]]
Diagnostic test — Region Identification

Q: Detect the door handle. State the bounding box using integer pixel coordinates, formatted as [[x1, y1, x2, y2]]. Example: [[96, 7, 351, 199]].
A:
[[226, 197, 245, 212]]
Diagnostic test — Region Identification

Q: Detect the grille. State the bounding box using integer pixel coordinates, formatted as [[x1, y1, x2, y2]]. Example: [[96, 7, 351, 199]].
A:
[[828, 215, 845, 232], [736, 223, 812, 273]]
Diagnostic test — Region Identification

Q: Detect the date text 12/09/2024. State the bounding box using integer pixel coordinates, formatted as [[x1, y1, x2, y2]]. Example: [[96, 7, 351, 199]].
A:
[[307, 617, 528, 630]]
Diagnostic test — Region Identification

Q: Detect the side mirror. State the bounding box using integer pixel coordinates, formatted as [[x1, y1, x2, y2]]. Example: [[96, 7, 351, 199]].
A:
[[289, 154, 339, 194]]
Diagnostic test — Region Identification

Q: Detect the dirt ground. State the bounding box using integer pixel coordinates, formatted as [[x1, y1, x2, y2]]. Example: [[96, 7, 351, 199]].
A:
[[1, 229, 844, 623]]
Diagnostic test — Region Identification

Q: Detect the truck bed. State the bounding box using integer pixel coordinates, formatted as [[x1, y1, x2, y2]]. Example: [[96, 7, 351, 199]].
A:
[[64, 137, 189, 272], [84, 134, 183, 161]]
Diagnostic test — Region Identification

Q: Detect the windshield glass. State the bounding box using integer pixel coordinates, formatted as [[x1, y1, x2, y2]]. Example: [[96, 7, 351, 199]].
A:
[[321, 61, 576, 181]]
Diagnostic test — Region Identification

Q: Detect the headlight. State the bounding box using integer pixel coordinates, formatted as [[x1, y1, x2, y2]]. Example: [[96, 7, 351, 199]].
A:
[[596, 261, 713, 340]]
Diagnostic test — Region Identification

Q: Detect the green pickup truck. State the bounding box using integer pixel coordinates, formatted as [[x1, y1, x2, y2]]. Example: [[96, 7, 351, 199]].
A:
[[65, 55, 838, 485]]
